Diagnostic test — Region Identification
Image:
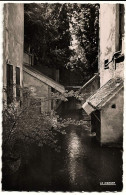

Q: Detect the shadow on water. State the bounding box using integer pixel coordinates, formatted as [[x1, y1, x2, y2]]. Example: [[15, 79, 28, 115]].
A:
[[3, 97, 123, 192]]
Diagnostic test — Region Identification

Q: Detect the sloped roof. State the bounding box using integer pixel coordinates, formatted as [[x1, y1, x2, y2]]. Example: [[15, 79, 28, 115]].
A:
[[87, 77, 123, 110], [23, 65, 65, 93], [82, 77, 123, 115], [79, 73, 99, 93]]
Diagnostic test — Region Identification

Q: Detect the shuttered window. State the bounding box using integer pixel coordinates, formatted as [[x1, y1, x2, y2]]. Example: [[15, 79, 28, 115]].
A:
[[7, 64, 13, 104], [16, 67, 20, 101]]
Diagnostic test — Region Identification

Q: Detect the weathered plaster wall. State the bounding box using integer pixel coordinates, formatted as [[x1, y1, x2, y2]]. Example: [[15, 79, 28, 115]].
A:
[[99, 4, 120, 86], [101, 88, 123, 146], [3, 4, 24, 102], [23, 71, 51, 112], [99, 4, 124, 146], [114, 62, 124, 79], [8, 4, 24, 68]]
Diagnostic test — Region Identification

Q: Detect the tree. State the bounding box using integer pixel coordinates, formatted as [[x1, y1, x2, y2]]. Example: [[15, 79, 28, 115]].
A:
[[24, 3, 71, 69], [3, 85, 90, 175], [24, 3, 99, 79], [66, 4, 99, 79]]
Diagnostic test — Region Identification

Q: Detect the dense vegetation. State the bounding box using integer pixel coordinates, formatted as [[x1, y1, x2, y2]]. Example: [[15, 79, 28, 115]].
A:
[[24, 3, 99, 78]]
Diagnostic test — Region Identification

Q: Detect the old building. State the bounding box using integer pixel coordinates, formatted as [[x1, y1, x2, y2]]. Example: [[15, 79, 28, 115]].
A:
[[3, 4, 24, 106], [23, 65, 65, 113], [82, 4, 124, 147], [3, 3, 65, 114], [23, 50, 65, 114]]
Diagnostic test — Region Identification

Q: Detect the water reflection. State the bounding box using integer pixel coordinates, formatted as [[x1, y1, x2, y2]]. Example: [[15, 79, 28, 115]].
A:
[[67, 129, 84, 186], [68, 131, 81, 159], [3, 98, 123, 191]]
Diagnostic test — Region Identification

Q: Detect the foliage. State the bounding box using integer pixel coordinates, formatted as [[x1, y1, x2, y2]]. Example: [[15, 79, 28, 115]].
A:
[[24, 3, 71, 69], [24, 3, 99, 78], [3, 86, 91, 174], [66, 4, 99, 77], [3, 87, 89, 147]]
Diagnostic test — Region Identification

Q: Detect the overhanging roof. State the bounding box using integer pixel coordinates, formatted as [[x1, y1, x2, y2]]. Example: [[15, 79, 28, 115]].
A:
[[82, 77, 123, 115], [23, 65, 65, 93]]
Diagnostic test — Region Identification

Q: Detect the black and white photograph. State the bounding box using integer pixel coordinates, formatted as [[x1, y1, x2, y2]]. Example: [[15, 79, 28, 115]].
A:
[[0, 1, 125, 192]]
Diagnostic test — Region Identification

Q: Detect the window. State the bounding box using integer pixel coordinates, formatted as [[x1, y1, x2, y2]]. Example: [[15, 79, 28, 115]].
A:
[[7, 64, 13, 104], [16, 67, 20, 101], [111, 104, 116, 109]]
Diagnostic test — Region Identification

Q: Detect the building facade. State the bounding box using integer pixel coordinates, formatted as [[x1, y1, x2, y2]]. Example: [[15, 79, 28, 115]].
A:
[[82, 4, 124, 147], [99, 4, 124, 146], [99, 4, 124, 85], [23, 65, 65, 113], [3, 4, 24, 105]]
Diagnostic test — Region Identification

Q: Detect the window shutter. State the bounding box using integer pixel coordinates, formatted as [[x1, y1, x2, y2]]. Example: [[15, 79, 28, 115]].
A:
[[16, 67, 20, 100], [7, 64, 13, 104]]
